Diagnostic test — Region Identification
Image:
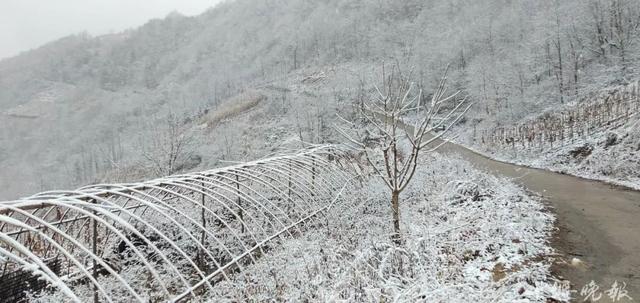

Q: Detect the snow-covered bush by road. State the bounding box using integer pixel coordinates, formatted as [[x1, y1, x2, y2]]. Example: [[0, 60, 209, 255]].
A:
[[205, 154, 570, 302]]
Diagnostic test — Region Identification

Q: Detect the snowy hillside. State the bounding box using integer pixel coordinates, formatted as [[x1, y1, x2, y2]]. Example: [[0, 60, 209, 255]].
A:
[[462, 81, 640, 190], [1, 0, 639, 199]]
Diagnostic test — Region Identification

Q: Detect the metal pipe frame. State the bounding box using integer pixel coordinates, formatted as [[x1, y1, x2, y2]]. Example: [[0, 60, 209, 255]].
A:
[[0, 145, 351, 302]]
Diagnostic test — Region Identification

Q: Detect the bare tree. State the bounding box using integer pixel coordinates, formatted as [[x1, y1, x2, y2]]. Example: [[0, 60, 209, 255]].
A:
[[140, 113, 196, 176], [337, 66, 472, 244], [609, 0, 640, 78], [553, 0, 565, 103]]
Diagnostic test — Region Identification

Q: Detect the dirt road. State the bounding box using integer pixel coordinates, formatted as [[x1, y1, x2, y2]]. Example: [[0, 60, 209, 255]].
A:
[[434, 137, 640, 302], [372, 112, 640, 301]]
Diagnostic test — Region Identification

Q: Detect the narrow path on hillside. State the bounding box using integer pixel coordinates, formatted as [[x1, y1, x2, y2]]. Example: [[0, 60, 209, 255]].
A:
[[436, 139, 640, 301], [394, 118, 640, 302]]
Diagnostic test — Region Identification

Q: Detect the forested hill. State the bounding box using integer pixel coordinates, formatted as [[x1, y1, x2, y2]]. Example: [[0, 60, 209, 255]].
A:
[[0, 0, 638, 198], [2, 0, 638, 112]]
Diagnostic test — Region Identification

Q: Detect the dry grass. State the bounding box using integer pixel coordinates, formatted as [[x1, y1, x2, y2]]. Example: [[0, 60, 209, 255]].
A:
[[202, 91, 265, 128]]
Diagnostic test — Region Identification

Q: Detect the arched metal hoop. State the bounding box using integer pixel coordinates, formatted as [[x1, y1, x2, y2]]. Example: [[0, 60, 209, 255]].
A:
[[0, 145, 351, 302]]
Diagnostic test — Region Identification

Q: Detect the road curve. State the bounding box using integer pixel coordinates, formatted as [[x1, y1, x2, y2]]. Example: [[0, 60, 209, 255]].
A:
[[433, 136, 640, 302], [371, 112, 639, 301]]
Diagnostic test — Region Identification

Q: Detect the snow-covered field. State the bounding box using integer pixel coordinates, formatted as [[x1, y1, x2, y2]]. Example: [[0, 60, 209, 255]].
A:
[[206, 154, 569, 302]]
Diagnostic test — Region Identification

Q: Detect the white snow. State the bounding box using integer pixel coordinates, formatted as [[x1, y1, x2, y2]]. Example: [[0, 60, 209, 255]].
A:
[[204, 153, 570, 302], [460, 114, 640, 191]]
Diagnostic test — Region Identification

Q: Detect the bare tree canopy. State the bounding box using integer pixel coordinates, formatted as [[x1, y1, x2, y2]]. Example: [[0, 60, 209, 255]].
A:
[[338, 65, 472, 243]]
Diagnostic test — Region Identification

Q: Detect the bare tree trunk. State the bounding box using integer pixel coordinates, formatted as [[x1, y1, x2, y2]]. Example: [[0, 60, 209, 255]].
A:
[[391, 190, 401, 245], [555, 7, 565, 104]]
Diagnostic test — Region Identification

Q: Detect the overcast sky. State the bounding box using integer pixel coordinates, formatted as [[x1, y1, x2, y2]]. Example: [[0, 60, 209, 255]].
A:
[[0, 0, 222, 60]]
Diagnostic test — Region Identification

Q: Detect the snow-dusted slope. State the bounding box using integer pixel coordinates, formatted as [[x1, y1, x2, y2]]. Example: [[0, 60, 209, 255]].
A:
[[2, 0, 639, 199], [205, 154, 569, 302], [462, 81, 640, 190]]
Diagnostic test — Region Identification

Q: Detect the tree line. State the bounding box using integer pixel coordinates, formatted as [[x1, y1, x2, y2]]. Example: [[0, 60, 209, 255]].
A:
[[478, 80, 639, 150]]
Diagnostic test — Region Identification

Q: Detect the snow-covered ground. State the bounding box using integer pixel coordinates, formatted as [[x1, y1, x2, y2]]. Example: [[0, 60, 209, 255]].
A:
[[450, 79, 640, 191], [205, 154, 570, 302], [460, 113, 640, 191]]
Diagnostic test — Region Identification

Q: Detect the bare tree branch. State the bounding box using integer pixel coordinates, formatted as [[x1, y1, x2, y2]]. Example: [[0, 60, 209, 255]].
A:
[[336, 64, 470, 245]]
